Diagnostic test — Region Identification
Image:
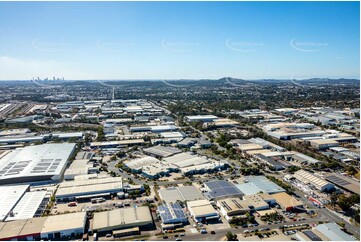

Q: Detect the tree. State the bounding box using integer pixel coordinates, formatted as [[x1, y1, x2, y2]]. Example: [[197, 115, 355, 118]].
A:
[[226, 231, 238, 241], [338, 195, 353, 211], [330, 192, 338, 209]]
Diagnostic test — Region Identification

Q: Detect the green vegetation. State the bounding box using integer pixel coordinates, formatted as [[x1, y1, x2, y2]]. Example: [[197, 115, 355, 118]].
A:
[[226, 231, 238, 241], [96, 126, 105, 141]]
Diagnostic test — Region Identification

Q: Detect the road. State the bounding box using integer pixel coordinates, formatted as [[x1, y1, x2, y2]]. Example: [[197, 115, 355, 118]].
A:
[[147, 218, 323, 241]]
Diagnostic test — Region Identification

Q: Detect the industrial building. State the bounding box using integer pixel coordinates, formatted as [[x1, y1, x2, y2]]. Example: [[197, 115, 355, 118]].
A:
[[41, 212, 86, 240], [163, 153, 228, 176], [187, 199, 219, 222], [64, 159, 98, 180], [324, 173, 360, 195], [90, 139, 145, 149], [0, 143, 76, 184], [217, 197, 250, 220], [158, 203, 187, 227], [271, 192, 303, 211], [203, 180, 243, 200], [235, 176, 286, 195], [185, 115, 219, 123], [5, 191, 48, 221], [143, 145, 182, 158], [248, 137, 286, 152], [293, 170, 335, 192], [92, 207, 153, 234], [243, 194, 270, 211], [309, 139, 340, 150], [55, 177, 123, 202], [159, 186, 204, 204], [0, 217, 47, 241], [0, 185, 29, 221], [295, 223, 356, 241]]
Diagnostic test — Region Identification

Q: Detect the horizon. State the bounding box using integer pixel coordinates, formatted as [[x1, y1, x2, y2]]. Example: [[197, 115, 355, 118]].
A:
[[0, 1, 360, 80]]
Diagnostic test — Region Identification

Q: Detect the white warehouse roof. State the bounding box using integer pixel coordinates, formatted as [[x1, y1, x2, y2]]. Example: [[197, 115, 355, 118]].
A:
[[0, 143, 76, 184], [0, 185, 29, 221]]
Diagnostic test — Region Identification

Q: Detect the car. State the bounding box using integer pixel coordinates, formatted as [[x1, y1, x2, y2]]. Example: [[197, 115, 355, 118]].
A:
[[163, 236, 169, 239], [244, 230, 250, 233], [105, 234, 112, 237], [293, 218, 297, 221], [249, 224, 254, 227], [253, 223, 259, 227], [211, 231, 216, 234], [179, 233, 185, 237], [174, 234, 179, 238], [175, 238, 182, 241]]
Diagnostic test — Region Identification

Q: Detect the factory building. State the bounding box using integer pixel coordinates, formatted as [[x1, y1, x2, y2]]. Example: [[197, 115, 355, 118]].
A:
[[187, 199, 219, 222], [55, 177, 123, 202], [90, 139, 145, 149], [185, 115, 219, 123], [92, 207, 153, 235], [203, 180, 243, 200], [271, 192, 303, 211], [0, 185, 29, 221], [0, 143, 76, 184], [235, 176, 286, 195], [143, 145, 182, 158], [159, 186, 205, 204], [158, 203, 187, 229], [217, 197, 251, 220], [293, 170, 335, 192], [41, 212, 86, 240]]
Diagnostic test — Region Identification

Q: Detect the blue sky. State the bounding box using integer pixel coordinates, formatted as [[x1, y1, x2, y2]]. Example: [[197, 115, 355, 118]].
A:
[[0, 1, 359, 80]]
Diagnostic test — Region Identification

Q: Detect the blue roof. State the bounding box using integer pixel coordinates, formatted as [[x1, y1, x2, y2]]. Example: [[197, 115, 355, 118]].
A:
[[158, 203, 187, 224], [204, 180, 243, 199], [315, 223, 356, 241]]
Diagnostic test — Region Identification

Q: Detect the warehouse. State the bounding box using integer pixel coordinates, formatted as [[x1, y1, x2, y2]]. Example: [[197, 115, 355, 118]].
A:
[[90, 139, 145, 149], [0, 185, 29, 221], [56, 177, 123, 202], [238, 143, 264, 152], [203, 180, 243, 200], [236, 176, 286, 195], [52, 132, 84, 140], [312, 223, 356, 241], [271, 192, 303, 211], [217, 197, 250, 220], [0, 217, 47, 241], [124, 156, 161, 172], [41, 212, 86, 240], [187, 199, 219, 222], [158, 202, 187, 227], [0, 143, 76, 184], [185, 115, 218, 123], [159, 186, 204, 204], [5, 191, 47, 221], [248, 137, 286, 152], [92, 207, 153, 234], [64, 159, 96, 180], [243, 194, 269, 211], [164, 153, 228, 175], [143, 145, 182, 158], [324, 173, 360, 195], [293, 170, 335, 192], [309, 139, 339, 150], [253, 154, 288, 171]]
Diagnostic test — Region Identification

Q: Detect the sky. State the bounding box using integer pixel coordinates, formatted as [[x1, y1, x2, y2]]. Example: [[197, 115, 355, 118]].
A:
[[0, 1, 359, 80]]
